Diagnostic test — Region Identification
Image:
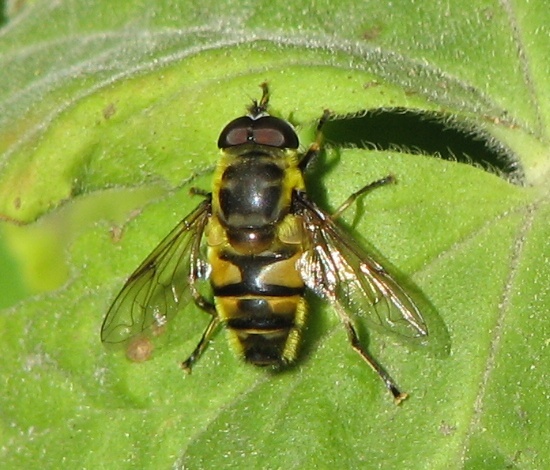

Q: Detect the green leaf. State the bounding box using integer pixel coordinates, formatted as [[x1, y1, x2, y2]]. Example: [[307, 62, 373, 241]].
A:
[[1, 1, 548, 469]]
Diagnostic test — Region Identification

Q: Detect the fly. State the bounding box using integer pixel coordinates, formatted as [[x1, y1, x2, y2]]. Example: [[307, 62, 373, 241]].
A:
[[101, 83, 428, 403]]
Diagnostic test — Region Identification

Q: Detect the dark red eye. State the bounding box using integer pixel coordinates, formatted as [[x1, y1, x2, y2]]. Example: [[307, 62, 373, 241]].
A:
[[252, 127, 286, 147], [218, 116, 299, 149], [223, 123, 250, 147]]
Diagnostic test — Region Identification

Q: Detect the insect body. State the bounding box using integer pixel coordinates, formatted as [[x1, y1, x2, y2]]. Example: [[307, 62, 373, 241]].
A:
[[101, 84, 428, 403]]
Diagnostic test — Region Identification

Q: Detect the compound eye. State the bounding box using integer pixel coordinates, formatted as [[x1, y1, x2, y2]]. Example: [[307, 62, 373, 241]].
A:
[[251, 127, 286, 147], [253, 116, 299, 148], [218, 116, 299, 149], [217, 116, 253, 148]]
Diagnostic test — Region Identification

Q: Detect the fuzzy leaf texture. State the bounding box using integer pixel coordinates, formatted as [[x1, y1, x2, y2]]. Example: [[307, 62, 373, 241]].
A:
[[0, 1, 548, 469]]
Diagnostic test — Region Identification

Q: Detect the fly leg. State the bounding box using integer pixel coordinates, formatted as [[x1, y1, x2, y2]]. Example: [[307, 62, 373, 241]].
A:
[[182, 214, 220, 373], [181, 315, 221, 373], [190, 187, 211, 198], [191, 292, 216, 315], [333, 175, 405, 404], [299, 109, 332, 171], [298, 108, 396, 219], [343, 318, 407, 404], [331, 175, 396, 220], [181, 288, 220, 374], [183, 273, 220, 373]]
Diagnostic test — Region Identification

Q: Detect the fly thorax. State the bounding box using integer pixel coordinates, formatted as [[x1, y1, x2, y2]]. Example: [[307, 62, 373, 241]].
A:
[[218, 157, 287, 229]]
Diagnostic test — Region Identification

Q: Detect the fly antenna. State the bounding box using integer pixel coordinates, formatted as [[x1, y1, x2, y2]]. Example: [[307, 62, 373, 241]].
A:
[[248, 82, 270, 117]]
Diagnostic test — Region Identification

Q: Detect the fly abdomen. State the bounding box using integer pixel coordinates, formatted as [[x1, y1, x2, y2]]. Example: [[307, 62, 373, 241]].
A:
[[219, 296, 307, 366], [209, 238, 307, 366], [211, 248, 305, 298], [227, 299, 295, 331]]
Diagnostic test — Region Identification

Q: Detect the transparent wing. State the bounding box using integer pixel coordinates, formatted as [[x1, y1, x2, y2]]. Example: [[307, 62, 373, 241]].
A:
[[295, 192, 427, 340], [101, 199, 211, 354]]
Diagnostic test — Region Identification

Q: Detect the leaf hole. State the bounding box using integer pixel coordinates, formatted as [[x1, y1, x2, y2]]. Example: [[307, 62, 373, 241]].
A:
[[322, 108, 524, 185]]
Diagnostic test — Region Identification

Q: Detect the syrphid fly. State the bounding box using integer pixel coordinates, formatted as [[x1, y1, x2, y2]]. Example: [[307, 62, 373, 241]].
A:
[[101, 83, 428, 403]]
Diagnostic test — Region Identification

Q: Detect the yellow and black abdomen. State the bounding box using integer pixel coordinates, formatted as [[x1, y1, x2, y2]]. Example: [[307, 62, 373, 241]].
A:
[[209, 242, 307, 366], [207, 151, 307, 366]]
